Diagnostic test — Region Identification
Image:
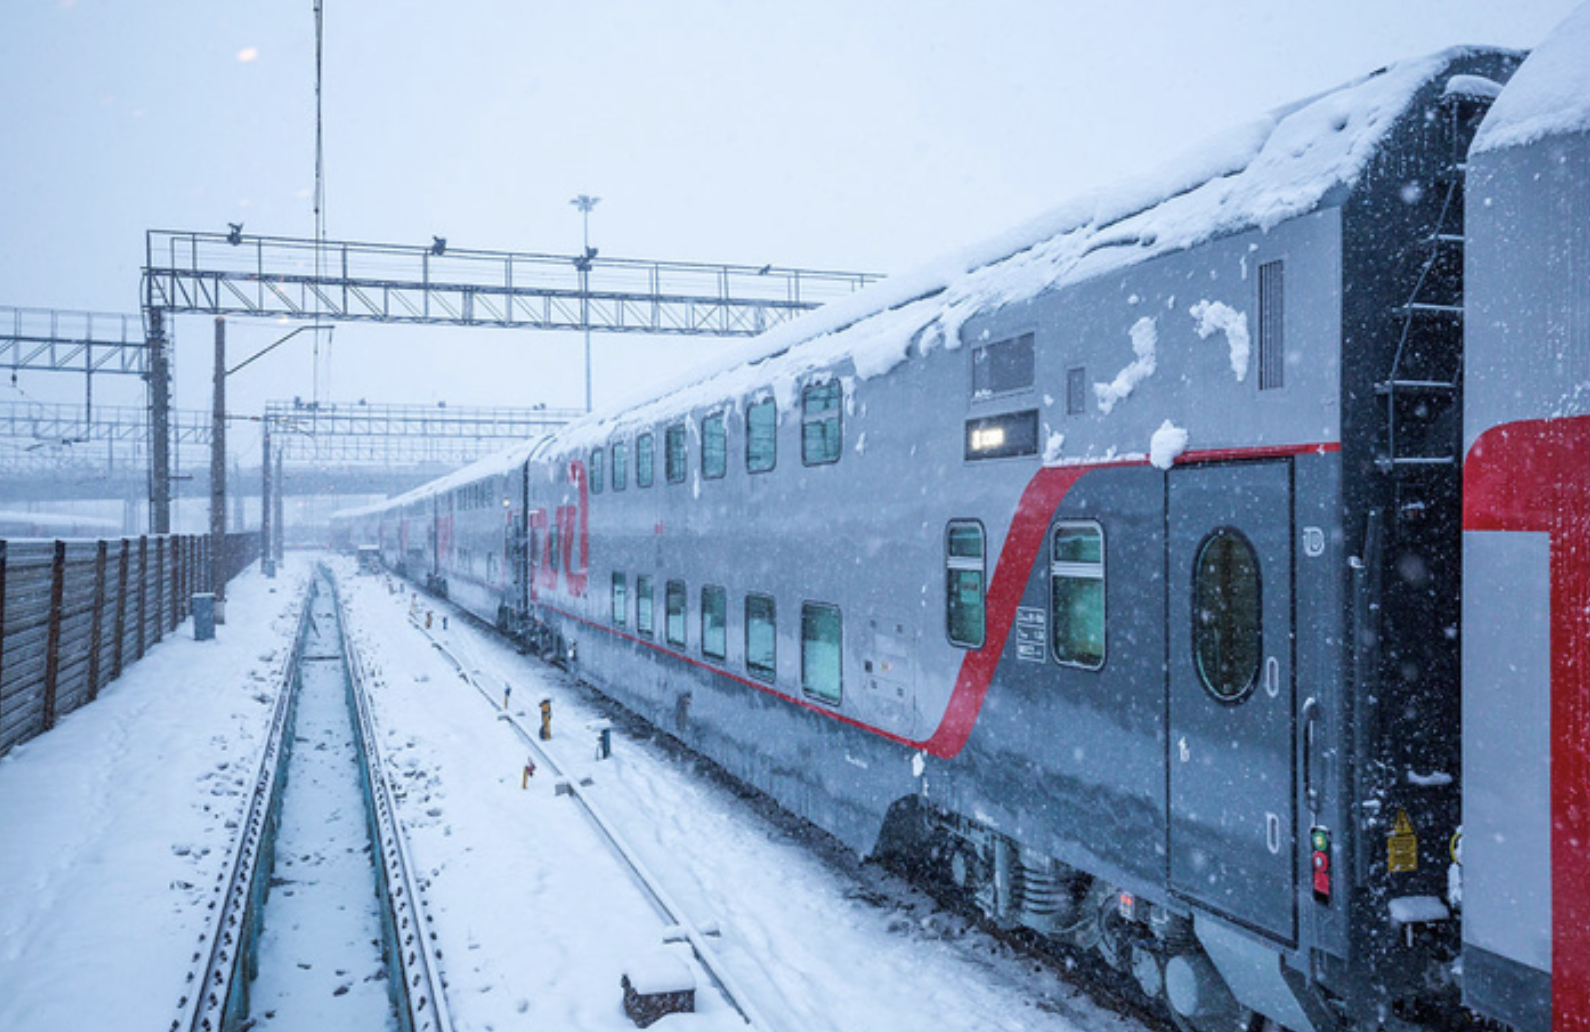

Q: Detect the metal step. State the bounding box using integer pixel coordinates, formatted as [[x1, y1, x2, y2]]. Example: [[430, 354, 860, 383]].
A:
[[1376, 455, 1456, 472], [1374, 380, 1457, 396], [1393, 302, 1464, 318]]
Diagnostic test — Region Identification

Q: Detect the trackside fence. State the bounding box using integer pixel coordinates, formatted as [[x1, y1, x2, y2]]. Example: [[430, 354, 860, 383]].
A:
[[0, 531, 261, 758]]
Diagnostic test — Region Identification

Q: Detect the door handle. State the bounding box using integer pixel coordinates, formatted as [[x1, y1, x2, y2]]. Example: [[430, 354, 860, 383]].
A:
[[1302, 695, 1320, 817]]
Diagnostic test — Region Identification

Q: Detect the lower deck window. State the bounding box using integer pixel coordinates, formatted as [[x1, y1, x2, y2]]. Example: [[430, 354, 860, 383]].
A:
[[636, 575, 654, 637], [801, 602, 842, 704], [612, 572, 627, 627], [946, 521, 986, 648], [666, 580, 687, 648], [1051, 521, 1105, 669], [746, 594, 776, 681], [702, 585, 727, 660]]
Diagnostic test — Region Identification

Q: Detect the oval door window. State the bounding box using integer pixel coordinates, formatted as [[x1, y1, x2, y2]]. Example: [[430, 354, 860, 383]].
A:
[[1192, 528, 1262, 702]]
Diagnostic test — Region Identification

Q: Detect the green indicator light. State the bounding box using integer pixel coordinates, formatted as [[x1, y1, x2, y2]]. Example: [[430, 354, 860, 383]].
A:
[[1312, 828, 1330, 851]]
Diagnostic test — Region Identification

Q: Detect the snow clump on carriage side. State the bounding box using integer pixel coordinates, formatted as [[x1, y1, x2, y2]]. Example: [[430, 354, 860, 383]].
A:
[[508, 48, 1504, 465], [1472, 2, 1590, 154]]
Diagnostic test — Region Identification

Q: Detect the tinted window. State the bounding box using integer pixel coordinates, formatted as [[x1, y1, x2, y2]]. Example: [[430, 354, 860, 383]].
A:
[[946, 521, 986, 649], [1051, 522, 1104, 669], [802, 381, 842, 466], [589, 448, 604, 494], [747, 398, 776, 473], [746, 594, 776, 681], [611, 572, 627, 626], [701, 585, 726, 660], [637, 433, 654, 488], [611, 440, 627, 491], [666, 580, 687, 647], [636, 574, 654, 637], [1193, 529, 1262, 700], [666, 423, 687, 484], [702, 413, 727, 480], [801, 603, 842, 704], [971, 333, 1035, 398]]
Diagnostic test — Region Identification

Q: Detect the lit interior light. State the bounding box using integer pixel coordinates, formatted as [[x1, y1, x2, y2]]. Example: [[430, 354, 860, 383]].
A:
[[971, 426, 1006, 451]]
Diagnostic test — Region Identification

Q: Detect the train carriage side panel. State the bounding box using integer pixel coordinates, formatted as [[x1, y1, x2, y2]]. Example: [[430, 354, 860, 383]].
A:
[[1463, 19, 1590, 1027]]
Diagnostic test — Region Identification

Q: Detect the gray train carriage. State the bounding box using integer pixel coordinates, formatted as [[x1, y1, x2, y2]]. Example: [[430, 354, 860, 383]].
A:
[[517, 47, 1521, 1032], [1462, 7, 1590, 1031]]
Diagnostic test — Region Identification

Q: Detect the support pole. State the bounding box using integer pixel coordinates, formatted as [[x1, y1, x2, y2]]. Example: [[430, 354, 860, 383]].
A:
[[273, 446, 284, 562], [261, 423, 274, 576], [147, 307, 171, 534], [210, 317, 227, 617]]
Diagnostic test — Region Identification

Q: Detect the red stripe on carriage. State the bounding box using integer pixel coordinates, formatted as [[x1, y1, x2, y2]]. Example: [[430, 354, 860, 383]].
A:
[[1465, 415, 1590, 1030]]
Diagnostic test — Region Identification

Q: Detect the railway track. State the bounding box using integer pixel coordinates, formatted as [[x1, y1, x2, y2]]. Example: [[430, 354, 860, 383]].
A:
[[415, 615, 780, 1032], [169, 567, 452, 1032]]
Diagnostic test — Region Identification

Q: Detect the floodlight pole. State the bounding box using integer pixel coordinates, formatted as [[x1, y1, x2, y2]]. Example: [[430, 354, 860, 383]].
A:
[[571, 194, 600, 412]]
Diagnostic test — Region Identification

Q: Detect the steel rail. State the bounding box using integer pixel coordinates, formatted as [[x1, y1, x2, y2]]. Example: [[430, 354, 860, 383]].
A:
[[171, 587, 309, 1032], [413, 619, 778, 1032], [330, 569, 455, 1032]]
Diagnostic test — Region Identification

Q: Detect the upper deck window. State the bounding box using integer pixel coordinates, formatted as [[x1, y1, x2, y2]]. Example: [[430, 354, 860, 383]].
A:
[[589, 448, 604, 495], [611, 440, 628, 491], [971, 333, 1035, 399], [747, 398, 776, 473], [666, 422, 688, 484], [702, 412, 727, 480], [801, 381, 842, 466], [637, 433, 655, 488]]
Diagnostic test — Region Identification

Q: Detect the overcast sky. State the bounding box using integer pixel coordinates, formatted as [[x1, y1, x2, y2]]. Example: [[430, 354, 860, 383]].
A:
[[1, 0, 1582, 467]]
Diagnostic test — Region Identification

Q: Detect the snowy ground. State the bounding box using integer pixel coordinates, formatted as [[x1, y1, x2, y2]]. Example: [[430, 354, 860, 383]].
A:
[[0, 553, 1150, 1032], [341, 562, 1146, 1032], [0, 560, 311, 1031]]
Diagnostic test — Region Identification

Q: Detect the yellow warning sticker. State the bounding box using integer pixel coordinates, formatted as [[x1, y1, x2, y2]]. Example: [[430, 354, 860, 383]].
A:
[[1388, 809, 1419, 873]]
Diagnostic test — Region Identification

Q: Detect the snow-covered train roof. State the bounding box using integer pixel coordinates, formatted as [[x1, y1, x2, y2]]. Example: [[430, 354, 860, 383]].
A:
[[340, 43, 1516, 512], [1472, 2, 1590, 155], [329, 435, 547, 519], [533, 46, 1510, 456]]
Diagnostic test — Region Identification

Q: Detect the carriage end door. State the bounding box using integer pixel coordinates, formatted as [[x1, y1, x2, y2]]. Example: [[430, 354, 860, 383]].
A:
[[1168, 461, 1296, 943]]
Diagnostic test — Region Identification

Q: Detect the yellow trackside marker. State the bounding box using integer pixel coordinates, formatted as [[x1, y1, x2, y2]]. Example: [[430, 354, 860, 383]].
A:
[[1388, 809, 1419, 873]]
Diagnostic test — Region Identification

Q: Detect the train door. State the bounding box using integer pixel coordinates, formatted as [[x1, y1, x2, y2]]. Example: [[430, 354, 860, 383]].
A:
[[1167, 461, 1296, 943]]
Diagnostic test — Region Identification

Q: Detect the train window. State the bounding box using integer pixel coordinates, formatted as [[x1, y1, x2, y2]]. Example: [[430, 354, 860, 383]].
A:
[[666, 422, 688, 484], [589, 448, 604, 495], [746, 594, 776, 681], [612, 572, 627, 627], [701, 585, 727, 660], [971, 333, 1035, 398], [1050, 521, 1105, 669], [1259, 260, 1285, 390], [801, 602, 842, 704], [801, 381, 842, 466], [702, 412, 727, 480], [666, 580, 688, 647], [946, 521, 986, 649], [1193, 529, 1262, 701], [1066, 367, 1087, 415], [611, 440, 627, 491], [636, 575, 654, 637], [747, 398, 776, 473], [549, 522, 561, 571], [637, 433, 655, 488]]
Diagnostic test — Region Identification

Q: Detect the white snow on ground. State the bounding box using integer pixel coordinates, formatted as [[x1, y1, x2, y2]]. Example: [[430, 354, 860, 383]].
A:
[[341, 563, 1144, 1032], [0, 561, 310, 1032], [249, 580, 395, 1031], [0, 553, 1146, 1032], [1472, 0, 1590, 154]]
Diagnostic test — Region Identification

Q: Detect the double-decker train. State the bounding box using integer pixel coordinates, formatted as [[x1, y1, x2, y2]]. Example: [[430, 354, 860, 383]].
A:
[[335, 14, 1590, 1031]]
